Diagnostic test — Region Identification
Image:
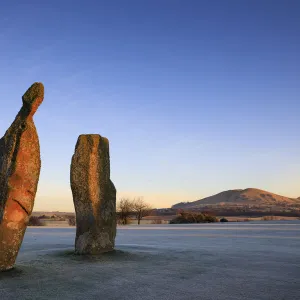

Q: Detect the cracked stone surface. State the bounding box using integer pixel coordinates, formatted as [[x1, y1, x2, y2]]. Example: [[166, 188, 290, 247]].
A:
[[70, 134, 116, 254], [0, 82, 44, 271]]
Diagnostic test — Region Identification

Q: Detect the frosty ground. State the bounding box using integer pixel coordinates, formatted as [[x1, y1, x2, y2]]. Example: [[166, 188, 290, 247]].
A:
[[1, 222, 300, 300]]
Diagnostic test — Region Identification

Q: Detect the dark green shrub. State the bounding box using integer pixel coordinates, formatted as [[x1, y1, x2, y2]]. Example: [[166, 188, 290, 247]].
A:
[[67, 216, 76, 226], [28, 216, 44, 226], [170, 212, 219, 224], [220, 217, 229, 222], [204, 215, 218, 222]]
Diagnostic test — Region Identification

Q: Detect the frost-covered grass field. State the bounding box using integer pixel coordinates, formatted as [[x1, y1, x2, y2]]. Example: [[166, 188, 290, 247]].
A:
[[1, 222, 300, 300]]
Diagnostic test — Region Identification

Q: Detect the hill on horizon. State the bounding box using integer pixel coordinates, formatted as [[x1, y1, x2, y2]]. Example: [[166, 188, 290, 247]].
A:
[[172, 188, 300, 209]]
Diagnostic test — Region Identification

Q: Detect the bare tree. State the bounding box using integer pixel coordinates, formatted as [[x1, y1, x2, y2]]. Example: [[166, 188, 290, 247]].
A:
[[133, 197, 152, 225], [117, 198, 134, 225]]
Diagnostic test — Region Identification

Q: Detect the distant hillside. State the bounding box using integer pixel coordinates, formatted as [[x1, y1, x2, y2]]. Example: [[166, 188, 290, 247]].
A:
[[172, 188, 300, 209]]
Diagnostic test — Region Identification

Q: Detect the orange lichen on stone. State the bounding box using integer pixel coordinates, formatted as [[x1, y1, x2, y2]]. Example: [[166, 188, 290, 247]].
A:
[[0, 82, 44, 271]]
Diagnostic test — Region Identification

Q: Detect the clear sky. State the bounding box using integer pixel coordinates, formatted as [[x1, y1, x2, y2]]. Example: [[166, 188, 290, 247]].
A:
[[1, 0, 300, 211]]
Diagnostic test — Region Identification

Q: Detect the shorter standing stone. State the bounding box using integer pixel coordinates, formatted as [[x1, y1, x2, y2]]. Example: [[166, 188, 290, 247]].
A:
[[70, 134, 116, 254]]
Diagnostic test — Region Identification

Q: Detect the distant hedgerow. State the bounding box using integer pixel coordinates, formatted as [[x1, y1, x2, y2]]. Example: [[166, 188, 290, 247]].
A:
[[170, 211, 219, 224]]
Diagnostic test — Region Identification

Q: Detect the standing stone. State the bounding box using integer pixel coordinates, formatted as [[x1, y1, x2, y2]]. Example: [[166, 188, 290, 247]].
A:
[[0, 83, 44, 271], [70, 134, 116, 254]]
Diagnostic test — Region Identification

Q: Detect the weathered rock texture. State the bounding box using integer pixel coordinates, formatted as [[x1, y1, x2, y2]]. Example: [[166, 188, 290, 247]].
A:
[[70, 134, 116, 254], [0, 82, 44, 271]]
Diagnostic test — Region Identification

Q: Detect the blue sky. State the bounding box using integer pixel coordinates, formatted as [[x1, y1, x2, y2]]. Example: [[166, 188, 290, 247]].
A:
[[1, 0, 300, 211]]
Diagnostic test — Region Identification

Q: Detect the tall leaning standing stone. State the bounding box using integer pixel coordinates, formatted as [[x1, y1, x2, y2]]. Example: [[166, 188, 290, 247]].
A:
[[70, 134, 116, 254], [0, 83, 44, 271]]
